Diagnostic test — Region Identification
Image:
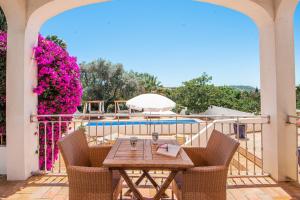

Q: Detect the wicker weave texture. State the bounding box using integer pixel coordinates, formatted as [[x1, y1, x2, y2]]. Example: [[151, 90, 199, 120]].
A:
[[58, 129, 122, 200], [172, 129, 239, 200]]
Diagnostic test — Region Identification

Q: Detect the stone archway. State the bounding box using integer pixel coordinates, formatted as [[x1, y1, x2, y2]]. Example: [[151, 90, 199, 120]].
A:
[[0, 0, 299, 181]]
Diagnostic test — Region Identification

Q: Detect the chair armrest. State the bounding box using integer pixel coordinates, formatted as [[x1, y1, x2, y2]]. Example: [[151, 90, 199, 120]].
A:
[[67, 165, 113, 193], [182, 147, 207, 166], [182, 166, 228, 192], [89, 145, 112, 167]]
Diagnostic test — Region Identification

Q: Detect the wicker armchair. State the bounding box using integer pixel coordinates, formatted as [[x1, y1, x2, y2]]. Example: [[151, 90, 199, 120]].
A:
[[58, 129, 122, 200], [172, 130, 239, 200]]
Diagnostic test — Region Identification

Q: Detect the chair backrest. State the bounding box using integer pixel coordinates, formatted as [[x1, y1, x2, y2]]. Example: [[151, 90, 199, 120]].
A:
[[205, 130, 239, 166], [58, 129, 91, 167]]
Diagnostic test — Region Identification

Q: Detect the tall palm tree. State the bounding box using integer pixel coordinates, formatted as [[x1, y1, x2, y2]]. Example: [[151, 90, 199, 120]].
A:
[[141, 74, 162, 93]]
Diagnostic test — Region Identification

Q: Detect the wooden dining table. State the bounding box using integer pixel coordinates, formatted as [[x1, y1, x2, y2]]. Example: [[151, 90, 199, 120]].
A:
[[103, 138, 194, 200]]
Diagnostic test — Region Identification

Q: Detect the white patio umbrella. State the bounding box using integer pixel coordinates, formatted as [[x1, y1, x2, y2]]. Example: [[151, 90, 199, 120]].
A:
[[126, 93, 176, 112]]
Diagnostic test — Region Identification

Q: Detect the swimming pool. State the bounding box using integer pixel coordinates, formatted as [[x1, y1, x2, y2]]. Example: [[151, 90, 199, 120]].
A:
[[87, 119, 199, 127]]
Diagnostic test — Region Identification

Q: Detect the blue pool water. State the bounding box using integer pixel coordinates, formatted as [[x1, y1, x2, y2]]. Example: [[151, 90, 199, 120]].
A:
[[87, 119, 198, 127]]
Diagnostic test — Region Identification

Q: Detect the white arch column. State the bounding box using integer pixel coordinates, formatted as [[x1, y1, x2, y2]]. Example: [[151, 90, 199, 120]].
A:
[[260, 0, 298, 181], [2, 1, 39, 180]]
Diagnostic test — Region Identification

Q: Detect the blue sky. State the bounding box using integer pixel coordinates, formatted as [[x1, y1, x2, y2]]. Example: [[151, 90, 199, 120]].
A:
[[41, 0, 300, 88]]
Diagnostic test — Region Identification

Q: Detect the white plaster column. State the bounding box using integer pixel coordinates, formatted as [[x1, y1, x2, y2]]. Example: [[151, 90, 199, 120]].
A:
[[5, 2, 39, 180], [260, 9, 297, 181]]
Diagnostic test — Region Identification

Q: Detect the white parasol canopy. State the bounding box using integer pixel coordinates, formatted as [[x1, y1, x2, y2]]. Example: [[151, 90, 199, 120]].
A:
[[126, 93, 176, 112]]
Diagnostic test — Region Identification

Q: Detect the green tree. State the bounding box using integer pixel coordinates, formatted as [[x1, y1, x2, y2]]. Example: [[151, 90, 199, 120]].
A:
[[167, 73, 261, 114], [209, 86, 240, 109], [175, 73, 213, 113], [46, 35, 67, 49], [296, 85, 300, 109], [80, 57, 262, 114], [80, 59, 144, 111], [133, 72, 162, 92], [0, 8, 7, 32]]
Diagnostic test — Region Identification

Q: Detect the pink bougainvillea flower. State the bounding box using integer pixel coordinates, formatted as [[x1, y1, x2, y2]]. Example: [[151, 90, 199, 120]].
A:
[[0, 32, 7, 135], [33, 35, 82, 170]]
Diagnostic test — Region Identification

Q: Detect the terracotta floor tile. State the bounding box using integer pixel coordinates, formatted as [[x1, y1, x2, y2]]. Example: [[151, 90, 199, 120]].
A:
[[0, 174, 300, 200]]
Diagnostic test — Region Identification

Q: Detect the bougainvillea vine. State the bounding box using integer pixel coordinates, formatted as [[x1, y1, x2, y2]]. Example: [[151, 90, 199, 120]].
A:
[[0, 32, 6, 138], [33, 35, 82, 170]]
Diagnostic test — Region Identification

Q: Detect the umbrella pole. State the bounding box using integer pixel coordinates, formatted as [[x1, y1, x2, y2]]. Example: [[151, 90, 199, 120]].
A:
[[149, 111, 151, 134]]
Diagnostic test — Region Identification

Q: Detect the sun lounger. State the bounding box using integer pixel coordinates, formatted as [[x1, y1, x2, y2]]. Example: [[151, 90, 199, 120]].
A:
[[143, 110, 176, 118]]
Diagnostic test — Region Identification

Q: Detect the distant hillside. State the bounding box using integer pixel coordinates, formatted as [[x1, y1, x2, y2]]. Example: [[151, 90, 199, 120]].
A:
[[165, 85, 258, 92], [229, 85, 257, 92]]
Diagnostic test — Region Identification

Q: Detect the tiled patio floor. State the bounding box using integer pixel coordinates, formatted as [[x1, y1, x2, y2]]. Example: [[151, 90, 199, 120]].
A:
[[0, 174, 299, 200]]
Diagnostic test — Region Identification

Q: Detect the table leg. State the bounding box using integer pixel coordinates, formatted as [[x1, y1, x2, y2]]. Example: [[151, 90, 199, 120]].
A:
[[153, 170, 178, 200], [143, 170, 160, 191], [143, 170, 169, 198], [119, 169, 145, 200], [124, 170, 147, 196], [125, 170, 168, 198]]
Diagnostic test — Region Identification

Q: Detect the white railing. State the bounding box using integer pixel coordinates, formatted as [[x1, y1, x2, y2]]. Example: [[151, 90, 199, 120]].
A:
[[30, 113, 270, 177]]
